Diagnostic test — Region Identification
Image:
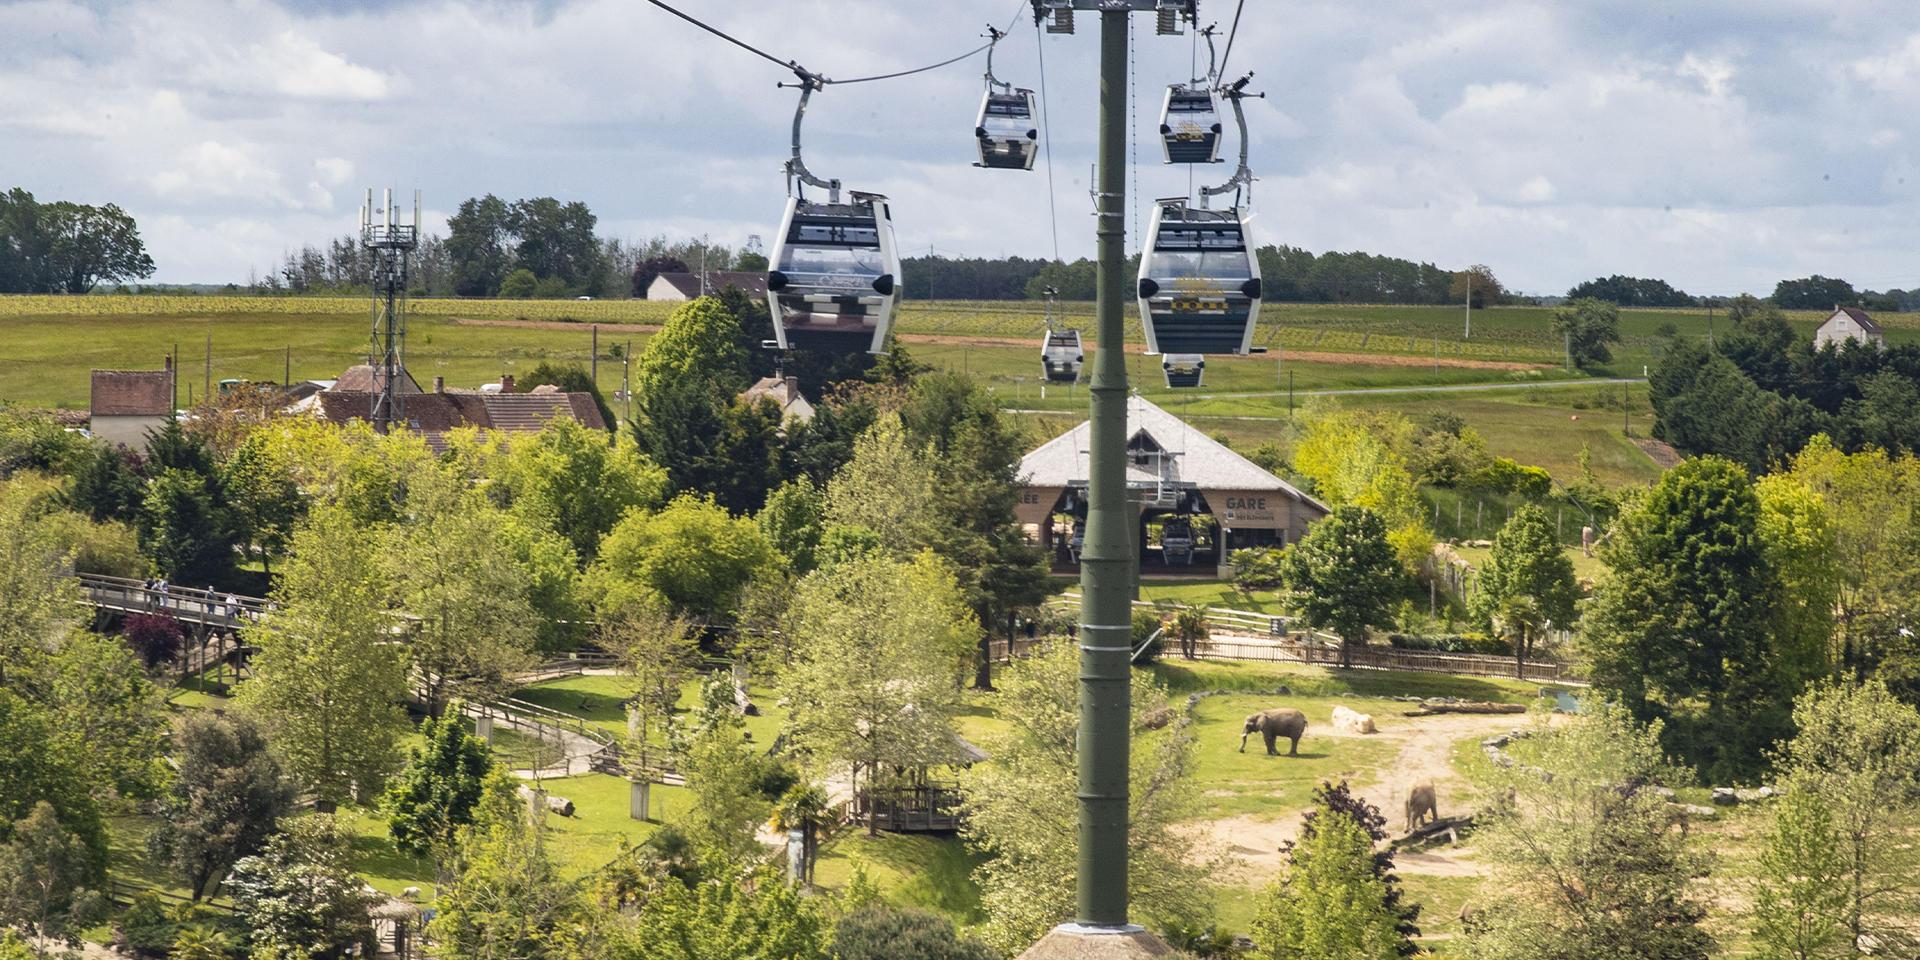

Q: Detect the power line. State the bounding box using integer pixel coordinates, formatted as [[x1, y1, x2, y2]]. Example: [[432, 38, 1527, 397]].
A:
[[1217, 0, 1247, 77], [829, 39, 997, 85], [643, 0, 1017, 86]]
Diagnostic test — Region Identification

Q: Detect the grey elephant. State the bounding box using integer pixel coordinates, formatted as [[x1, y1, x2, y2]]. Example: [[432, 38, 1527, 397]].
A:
[[1405, 783, 1437, 832], [1239, 708, 1308, 756]]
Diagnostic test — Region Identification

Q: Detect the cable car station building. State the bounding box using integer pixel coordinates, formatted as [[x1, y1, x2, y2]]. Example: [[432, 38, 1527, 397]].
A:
[[1015, 396, 1329, 577]]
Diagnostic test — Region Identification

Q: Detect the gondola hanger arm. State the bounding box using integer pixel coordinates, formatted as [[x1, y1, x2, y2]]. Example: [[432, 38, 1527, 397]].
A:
[[1199, 71, 1261, 209]]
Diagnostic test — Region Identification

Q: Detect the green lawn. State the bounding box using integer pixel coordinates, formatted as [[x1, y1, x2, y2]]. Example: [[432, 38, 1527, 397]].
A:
[[511, 671, 788, 751]]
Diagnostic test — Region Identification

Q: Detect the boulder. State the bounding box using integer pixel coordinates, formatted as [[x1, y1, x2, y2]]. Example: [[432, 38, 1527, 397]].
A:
[[1330, 705, 1377, 734], [1711, 787, 1739, 806], [1677, 804, 1718, 818], [1734, 786, 1776, 803], [1138, 705, 1174, 730]]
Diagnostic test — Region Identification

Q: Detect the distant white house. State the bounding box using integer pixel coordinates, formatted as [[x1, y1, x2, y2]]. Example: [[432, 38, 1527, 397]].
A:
[[646, 271, 768, 301], [1814, 306, 1885, 350]]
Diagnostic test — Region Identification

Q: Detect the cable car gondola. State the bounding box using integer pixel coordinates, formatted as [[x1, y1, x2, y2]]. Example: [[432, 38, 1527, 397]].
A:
[[1040, 329, 1083, 382], [766, 71, 901, 353], [1159, 84, 1223, 164], [1160, 514, 1195, 566], [973, 27, 1038, 170], [768, 193, 900, 352], [1162, 354, 1205, 389], [976, 89, 1040, 169], [1137, 201, 1261, 357]]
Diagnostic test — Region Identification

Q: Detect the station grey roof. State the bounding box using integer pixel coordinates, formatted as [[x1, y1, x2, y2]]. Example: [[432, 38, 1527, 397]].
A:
[[1018, 395, 1328, 509]]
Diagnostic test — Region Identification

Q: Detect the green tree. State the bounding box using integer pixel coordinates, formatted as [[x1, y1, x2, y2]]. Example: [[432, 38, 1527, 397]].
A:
[[1785, 437, 1920, 684], [1773, 275, 1859, 310], [823, 413, 940, 557], [1279, 506, 1401, 669], [1582, 457, 1796, 777], [831, 905, 995, 960], [0, 478, 82, 685], [447, 195, 515, 297], [496, 267, 538, 298], [1460, 704, 1711, 960], [0, 802, 105, 944], [44, 631, 167, 801], [781, 554, 977, 836], [1449, 264, 1505, 308], [898, 373, 1050, 689], [227, 815, 375, 959], [1772, 680, 1920, 955], [148, 712, 294, 901], [1550, 296, 1624, 368], [1291, 408, 1433, 567], [237, 506, 408, 804], [1252, 805, 1407, 960], [673, 691, 773, 863], [604, 605, 700, 818], [491, 418, 666, 561], [630, 297, 751, 494], [1750, 787, 1850, 960], [384, 710, 493, 860], [757, 478, 826, 576], [430, 771, 595, 960], [589, 494, 781, 623], [962, 639, 1212, 953], [66, 445, 144, 524], [138, 469, 235, 585], [0, 692, 105, 881], [221, 432, 304, 578], [38, 200, 156, 292], [615, 863, 832, 960], [390, 475, 538, 715], [1755, 473, 1842, 683], [1471, 505, 1579, 677]]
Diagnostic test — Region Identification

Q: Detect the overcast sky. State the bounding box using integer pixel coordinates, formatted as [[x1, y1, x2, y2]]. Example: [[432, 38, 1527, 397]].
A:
[[5, 0, 1919, 294]]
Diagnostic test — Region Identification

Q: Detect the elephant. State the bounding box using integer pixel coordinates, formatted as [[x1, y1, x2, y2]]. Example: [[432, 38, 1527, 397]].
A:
[[1239, 708, 1308, 756], [1405, 783, 1437, 832]]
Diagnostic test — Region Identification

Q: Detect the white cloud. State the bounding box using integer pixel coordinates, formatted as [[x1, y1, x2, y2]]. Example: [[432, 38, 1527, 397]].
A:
[[1, 0, 1917, 294]]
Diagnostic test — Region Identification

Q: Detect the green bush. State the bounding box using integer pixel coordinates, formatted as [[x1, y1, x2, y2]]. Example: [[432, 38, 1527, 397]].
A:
[[114, 893, 178, 957], [1229, 546, 1287, 592], [1386, 632, 1512, 656], [1130, 609, 1165, 663], [832, 905, 995, 960], [1474, 457, 1553, 498]]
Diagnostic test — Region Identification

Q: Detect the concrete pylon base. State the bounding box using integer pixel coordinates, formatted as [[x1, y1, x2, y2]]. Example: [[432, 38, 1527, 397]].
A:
[[1016, 924, 1175, 959]]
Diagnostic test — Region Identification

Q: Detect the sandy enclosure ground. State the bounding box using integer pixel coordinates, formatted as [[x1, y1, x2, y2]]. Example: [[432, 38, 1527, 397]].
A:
[[1183, 710, 1528, 882]]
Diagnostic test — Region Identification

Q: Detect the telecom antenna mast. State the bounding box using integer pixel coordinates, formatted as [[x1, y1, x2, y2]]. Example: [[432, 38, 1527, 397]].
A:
[[360, 188, 420, 434]]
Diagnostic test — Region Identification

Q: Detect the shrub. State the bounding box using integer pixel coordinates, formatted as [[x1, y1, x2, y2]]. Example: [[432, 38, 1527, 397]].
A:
[[123, 613, 185, 670], [113, 893, 177, 957], [1130, 609, 1166, 663], [1230, 546, 1287, 592], [832, 905, 995, 960], [1386, 632, 1511, 656], [1474, 458, 1553, 498]]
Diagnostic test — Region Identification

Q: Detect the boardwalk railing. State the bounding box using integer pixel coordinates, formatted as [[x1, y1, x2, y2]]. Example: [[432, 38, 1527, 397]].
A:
[[76, 573, 270, 630]]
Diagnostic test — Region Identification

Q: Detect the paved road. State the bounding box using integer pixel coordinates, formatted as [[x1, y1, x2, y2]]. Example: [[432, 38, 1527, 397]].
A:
[[1005, 376, 1644, 417]]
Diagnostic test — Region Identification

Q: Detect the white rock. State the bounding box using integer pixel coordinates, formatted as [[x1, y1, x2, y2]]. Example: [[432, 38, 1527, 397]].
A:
[[1331, 705, 1377, 735]]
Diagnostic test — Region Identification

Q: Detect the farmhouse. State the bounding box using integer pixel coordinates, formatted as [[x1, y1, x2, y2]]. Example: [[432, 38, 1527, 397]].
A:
[[89, 363, 175, 451], [1814, 305, 1885, 350], [1015, 395, 1329, 577], [740, 375, 815, 423], [311, 366, 605, 450], [646, 271, 768, 301]]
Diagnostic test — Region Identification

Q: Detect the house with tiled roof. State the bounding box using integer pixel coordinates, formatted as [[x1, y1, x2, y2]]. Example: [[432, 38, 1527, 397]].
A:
[[1814, 306, 1884, 350], [310, 367, 606, 450], [741, 375, 815, 423], [90, 362, 176, 451], [1014, 395, 1329, 576]]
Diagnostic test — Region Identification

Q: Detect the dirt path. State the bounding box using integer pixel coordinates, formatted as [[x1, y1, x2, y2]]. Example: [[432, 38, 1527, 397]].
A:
[[441, 316, 1548, 371], [1184, 711, 1529, 884]]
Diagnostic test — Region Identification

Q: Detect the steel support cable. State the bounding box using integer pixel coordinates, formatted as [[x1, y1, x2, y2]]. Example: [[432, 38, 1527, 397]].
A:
[[1217, 0, 1248, 77], [1035, 19, 1061, 262], [646, 0, 1027, 87]]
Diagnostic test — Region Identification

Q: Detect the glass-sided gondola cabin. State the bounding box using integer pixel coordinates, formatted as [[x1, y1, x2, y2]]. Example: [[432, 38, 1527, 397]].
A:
[[766, 192, 900, 353], [1159, 85, 1223, 164], [1162, 354, 1205, 388], [976, 89, 1039, 170], [1039, 329, 1083, 383], [1137, 200, 1262, 357]]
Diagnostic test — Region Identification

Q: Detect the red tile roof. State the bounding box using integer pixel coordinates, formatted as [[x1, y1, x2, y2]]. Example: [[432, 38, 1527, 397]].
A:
[[91, 370, 174, 416]]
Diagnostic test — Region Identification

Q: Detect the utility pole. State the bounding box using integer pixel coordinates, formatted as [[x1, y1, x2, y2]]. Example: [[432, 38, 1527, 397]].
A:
[[1018, 4, 1187, 958], [1463, 272, 1472, 339], [1075, 1, 1132, 932], [591, 324, 599, 387]]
